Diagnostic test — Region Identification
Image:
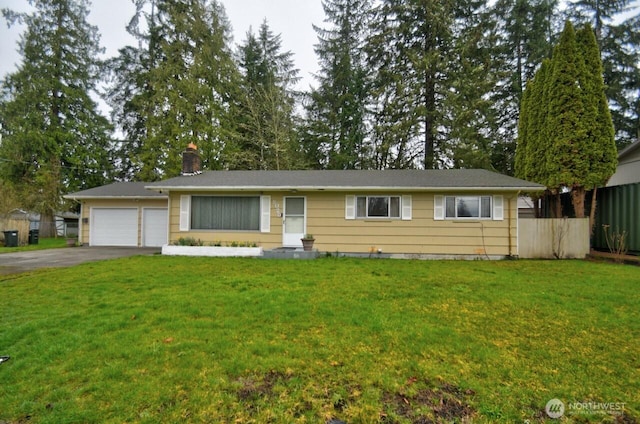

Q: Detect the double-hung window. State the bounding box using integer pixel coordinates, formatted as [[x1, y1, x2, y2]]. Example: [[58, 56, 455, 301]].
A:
[[191, 196, 260, 231], [345, 195, 412, 220], [445, 196, 492, 219], [356, 196, 401, 219]]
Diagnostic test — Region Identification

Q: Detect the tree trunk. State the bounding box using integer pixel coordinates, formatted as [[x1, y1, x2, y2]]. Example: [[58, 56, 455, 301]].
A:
[[549, 192, 563, 218], [424, 70, 436, 169], [546, 190, 562, 218], [39, 211, 57, 238], [589, 186, 598, 235], [571, 186, 586, 218]]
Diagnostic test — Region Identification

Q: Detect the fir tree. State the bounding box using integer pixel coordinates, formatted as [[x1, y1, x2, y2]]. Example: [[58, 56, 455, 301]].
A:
[[105, 0, 163, 181], [145, 0, 239, 178], [234, 20, 300, 170], [0, 0, 113, 236], [367, 0, 454, 169], [514, 81, 531, 180], [302, 0, 372, 169], [445, 0, 504, 172], [107, 0, 240, 180]]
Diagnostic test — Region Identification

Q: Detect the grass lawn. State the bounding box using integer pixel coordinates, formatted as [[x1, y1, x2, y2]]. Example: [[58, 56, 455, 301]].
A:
[[0, 257, 638, 423], [0, 237, 68, 253]]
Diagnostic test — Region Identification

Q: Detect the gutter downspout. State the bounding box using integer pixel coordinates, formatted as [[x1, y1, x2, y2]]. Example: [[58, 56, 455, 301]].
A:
[[510, 193, 517, 258]]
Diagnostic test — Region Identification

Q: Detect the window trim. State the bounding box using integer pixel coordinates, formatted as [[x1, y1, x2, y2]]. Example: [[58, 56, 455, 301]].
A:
[[180, 195, 270, 232], [444, 195, 493, 220], [355, 195, 402, 219], [345, 195, 412, 221]]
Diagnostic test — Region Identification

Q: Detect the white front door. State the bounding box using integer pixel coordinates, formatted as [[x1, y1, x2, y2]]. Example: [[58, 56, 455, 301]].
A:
[[283, 197, 305, 248]]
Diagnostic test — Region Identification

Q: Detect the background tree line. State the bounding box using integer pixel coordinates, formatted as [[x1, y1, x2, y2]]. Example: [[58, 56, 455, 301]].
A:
[[0, 0, 638, 234]]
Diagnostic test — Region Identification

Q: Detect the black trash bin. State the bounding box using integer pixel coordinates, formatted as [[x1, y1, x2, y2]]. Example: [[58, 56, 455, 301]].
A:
[[29, 229, 39, 245], [3, 230, 18, 247]]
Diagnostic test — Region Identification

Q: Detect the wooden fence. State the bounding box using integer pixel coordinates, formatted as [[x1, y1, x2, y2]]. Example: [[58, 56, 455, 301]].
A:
[[0, 217, 31, 246], [518, 218, 590, 259]]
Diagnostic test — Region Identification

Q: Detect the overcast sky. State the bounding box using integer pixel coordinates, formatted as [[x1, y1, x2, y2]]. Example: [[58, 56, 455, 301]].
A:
[[0, 0, 324, 91]]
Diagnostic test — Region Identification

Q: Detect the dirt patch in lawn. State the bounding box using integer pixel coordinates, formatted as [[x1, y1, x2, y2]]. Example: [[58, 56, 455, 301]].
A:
[[235, 369, 292, 402], [234, 371, 477, 423], [380, 379, 476, 423]]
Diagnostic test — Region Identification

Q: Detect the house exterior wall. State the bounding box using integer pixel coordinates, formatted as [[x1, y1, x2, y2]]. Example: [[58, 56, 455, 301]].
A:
[[79, 198, 168, 246], [608, 145, 640, 186], [168, 191, 519, 257]]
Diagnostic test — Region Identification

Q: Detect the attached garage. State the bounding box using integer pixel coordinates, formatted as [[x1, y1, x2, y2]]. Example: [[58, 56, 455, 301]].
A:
[[91, 208, 139, 246], [142, 208, 168, 247], [64, 182, 168, 247]]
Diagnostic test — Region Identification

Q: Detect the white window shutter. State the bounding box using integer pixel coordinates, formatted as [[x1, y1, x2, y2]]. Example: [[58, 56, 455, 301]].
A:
[[401, 195, 412, 220], [493, 195, 504, 221], [260, 195, 271, 233], [179, 195, 190, 231], [345, 195, 356, 220], [433, 195, 444, 220]]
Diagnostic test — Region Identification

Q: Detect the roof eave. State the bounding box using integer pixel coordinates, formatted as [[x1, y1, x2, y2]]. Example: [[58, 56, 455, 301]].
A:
[[63, 195, 168, 200], [144, 185, 543, 192], [618, 139, 640, 159]]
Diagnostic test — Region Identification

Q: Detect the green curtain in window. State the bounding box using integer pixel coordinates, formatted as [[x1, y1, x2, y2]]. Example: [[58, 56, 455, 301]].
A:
[[191, 197, 260, 230]]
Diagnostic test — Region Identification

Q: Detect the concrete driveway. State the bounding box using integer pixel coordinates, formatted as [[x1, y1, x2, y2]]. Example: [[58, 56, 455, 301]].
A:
[[0, 247, 160, 275]]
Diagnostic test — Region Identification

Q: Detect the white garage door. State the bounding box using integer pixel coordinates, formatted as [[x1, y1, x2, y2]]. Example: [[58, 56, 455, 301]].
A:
[[91, 208, 138, 246], [143, 208, 168, 247]]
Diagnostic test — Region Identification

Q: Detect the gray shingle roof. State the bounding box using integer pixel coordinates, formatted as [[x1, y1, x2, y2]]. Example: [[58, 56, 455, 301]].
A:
[[146, 169, 544, 192], [64, 182, 168, 199]]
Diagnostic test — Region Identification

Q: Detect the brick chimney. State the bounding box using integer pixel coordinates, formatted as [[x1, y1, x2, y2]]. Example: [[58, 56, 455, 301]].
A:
[[182, 143, 201, 175]]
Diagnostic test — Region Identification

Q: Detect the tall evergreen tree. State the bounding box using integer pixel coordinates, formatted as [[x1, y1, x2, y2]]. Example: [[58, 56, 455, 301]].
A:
[[525, 59, 554, 188], [105, 0, 162, 181], [444, 0, 505, 172], [233, 20, 301, 170], [493, 0, 558, 100], [491, 0, 558, 175], [143, 0, 239, 178], [517, 21, 617, 218], [515, 58, 552, 215], [367, 0, 454, 169], [514, 80, 532, 181], [107, 0, 240, 180], [575, 23, 618, 220], [302, 0, 372, 170], [105, 45, 150, 180], [545, 22, 588, 205], [0, 0, 113, 236], [567, 0, 640, 147]]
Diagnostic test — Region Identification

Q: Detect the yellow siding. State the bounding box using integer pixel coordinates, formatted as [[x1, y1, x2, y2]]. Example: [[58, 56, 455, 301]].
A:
[[79, 198, 167, 246], [168, 191, 519, 257], [168, 191, 282, 247]]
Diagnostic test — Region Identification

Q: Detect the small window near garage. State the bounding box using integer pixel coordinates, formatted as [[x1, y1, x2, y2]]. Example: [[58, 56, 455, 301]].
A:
[[445, 196, 492, 219], [355, 196, 401, 219]]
